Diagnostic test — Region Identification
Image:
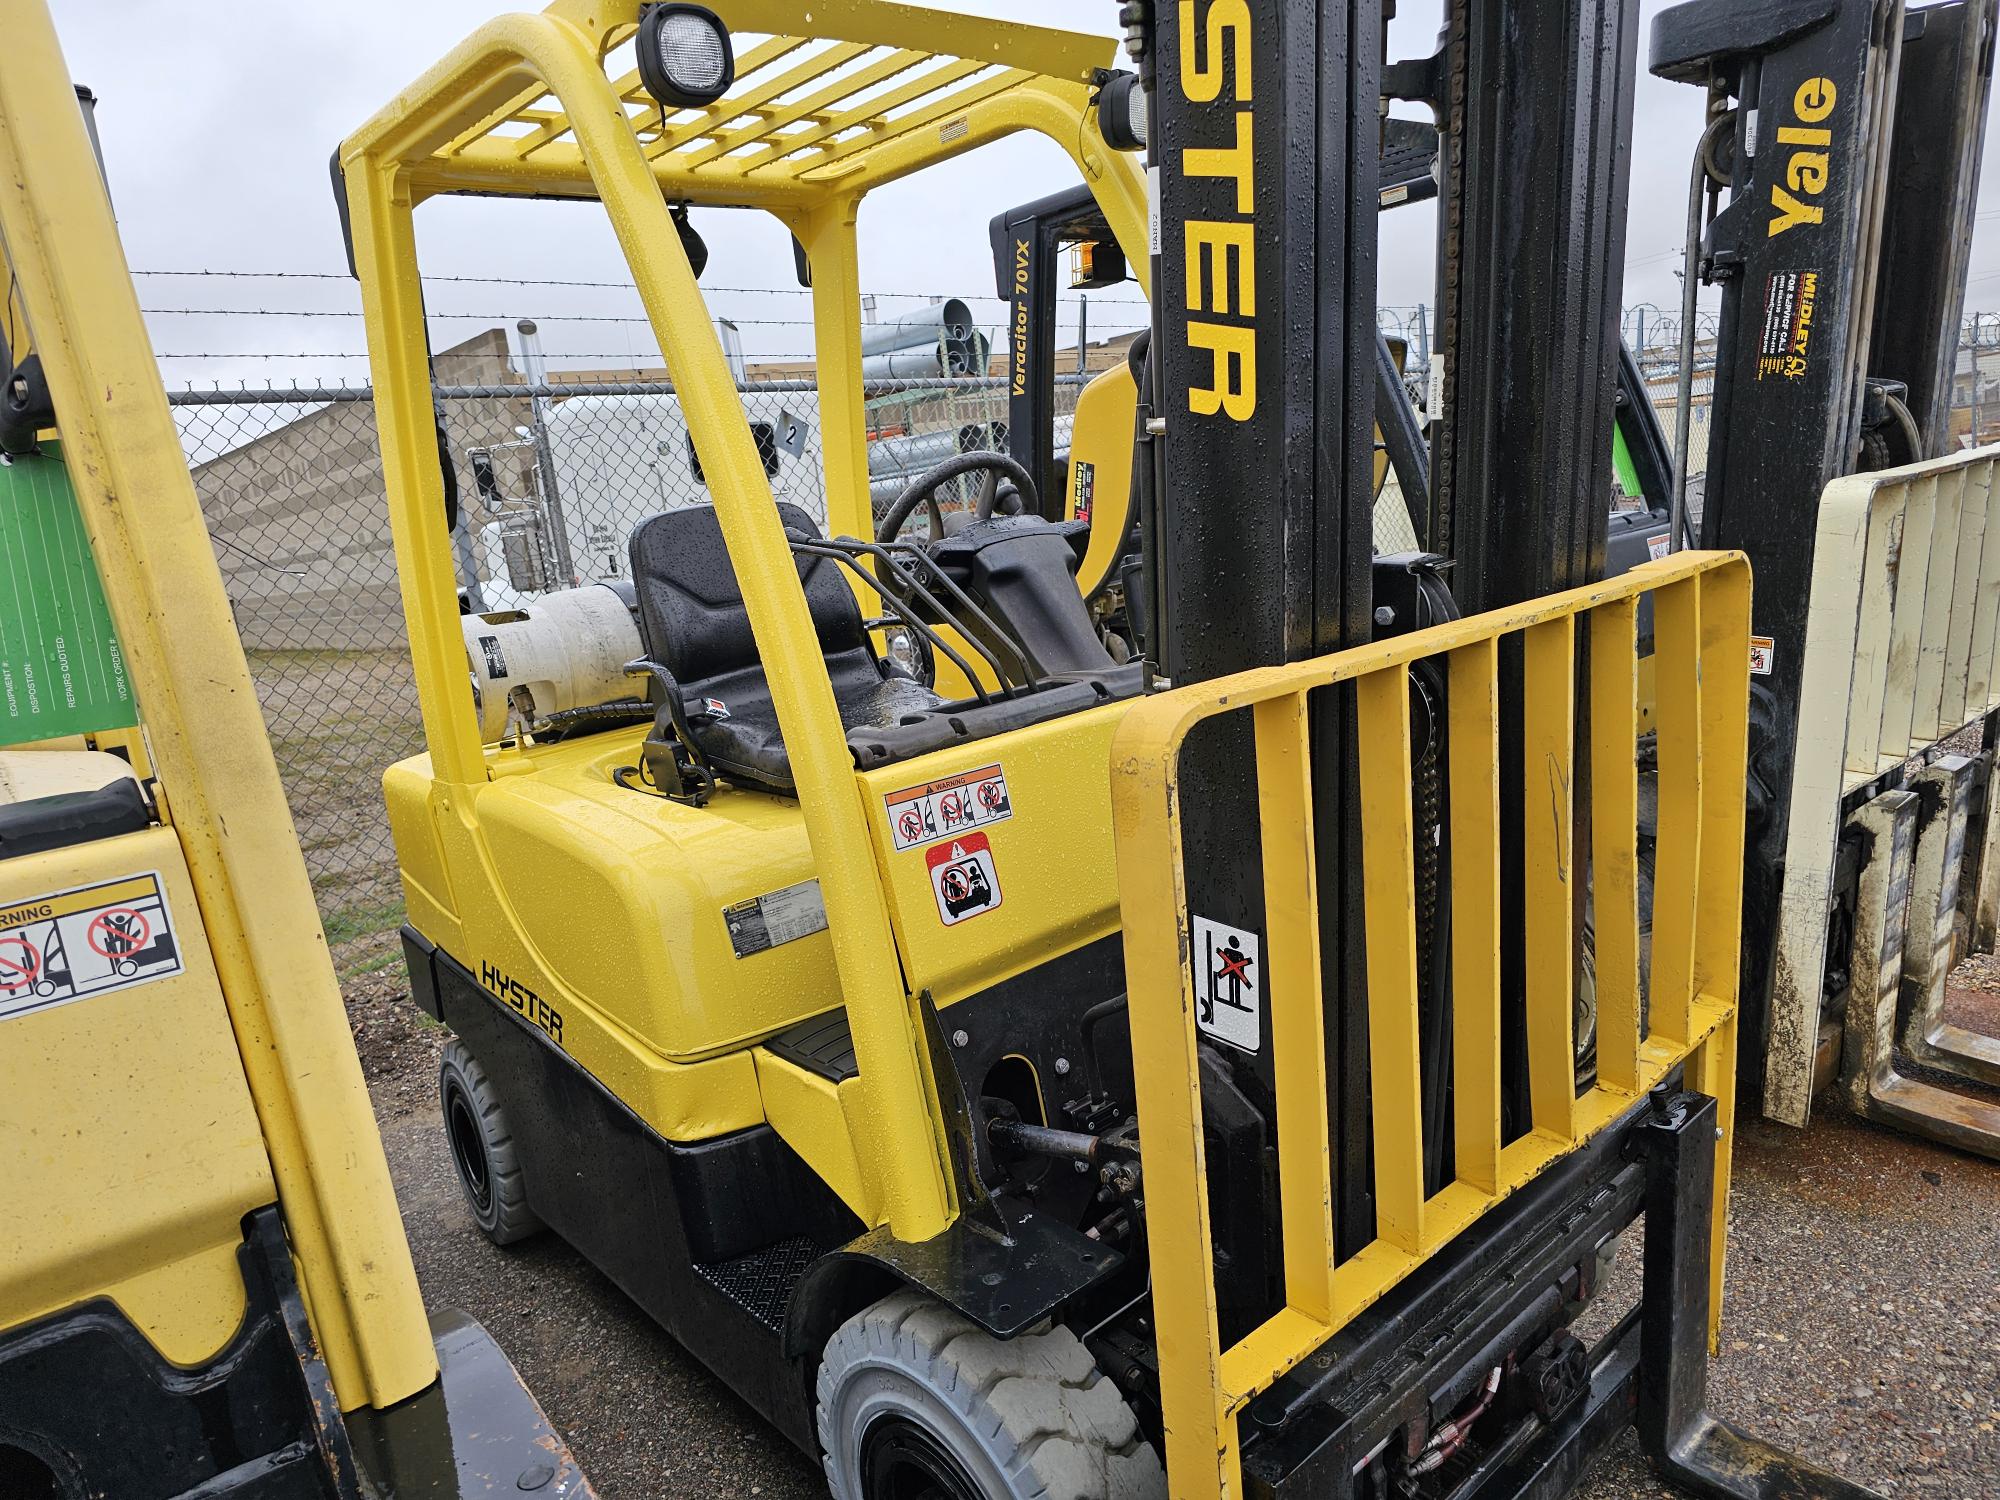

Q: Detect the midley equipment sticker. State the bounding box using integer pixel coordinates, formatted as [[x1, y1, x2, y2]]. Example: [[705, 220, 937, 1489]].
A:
[[885, 763, 1013, 851], [0, 872, 183, 1022]]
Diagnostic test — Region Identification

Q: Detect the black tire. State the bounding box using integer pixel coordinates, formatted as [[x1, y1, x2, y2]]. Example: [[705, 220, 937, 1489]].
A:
[[816, 1290, 1165, 1500], [438, 1039, 542, 1247]]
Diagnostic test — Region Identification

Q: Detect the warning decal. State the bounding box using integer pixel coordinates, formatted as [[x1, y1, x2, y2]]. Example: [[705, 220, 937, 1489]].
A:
[[723, 879, 830, 959], [1750, 635, 1775, 676], [1192, 915, 1261, 1054], [0, 871, 183, 1023], [886, 763, 1012, 851], [926, 833, 1003, 926]]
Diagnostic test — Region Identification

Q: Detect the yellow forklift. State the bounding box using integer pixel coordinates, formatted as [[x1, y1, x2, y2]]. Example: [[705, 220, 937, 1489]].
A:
[[346, 1, 1887, 1496], [0, 6, 591, 1496]]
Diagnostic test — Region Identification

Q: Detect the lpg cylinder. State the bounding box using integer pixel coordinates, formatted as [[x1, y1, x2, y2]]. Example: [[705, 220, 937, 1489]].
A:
[[462, 582, 643, 742]]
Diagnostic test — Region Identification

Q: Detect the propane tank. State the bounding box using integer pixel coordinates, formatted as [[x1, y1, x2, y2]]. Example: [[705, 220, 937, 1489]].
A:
[[462, 582, 643, 743]]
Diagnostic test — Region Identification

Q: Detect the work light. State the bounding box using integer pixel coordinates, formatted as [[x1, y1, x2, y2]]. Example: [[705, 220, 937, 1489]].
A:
[[636, 3, 735, 111], [1097, 71, 1146, 152]]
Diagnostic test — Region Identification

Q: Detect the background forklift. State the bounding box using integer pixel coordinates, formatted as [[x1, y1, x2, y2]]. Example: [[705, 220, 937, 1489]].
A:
[[1638, 0, 2000, 1159], [987, 141, 1683, 706], [1049, 0, 2000, 1164], [0, 7, 590, 1497], [352, 1, 1899, 1498]]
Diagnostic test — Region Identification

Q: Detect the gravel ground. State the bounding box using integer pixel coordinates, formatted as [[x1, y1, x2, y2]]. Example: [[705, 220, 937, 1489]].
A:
[[348, 963, 2000, 1500]]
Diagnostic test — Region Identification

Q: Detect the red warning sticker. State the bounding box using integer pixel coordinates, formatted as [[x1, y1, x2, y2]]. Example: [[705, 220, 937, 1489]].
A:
[[87, 907, 152, 960], [885, 763, 1012, 851], [925, 833, 1003, 926], [0, 870, 182, 1024]]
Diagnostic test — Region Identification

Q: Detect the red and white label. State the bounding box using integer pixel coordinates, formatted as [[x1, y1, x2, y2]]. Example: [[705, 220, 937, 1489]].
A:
[[1191, 915, 1261, 1054], [0, 871, 182, 1025], [1749, 635, 1775, 676], [886, 763, 1012, 851], [925, 833, 1003, 926]]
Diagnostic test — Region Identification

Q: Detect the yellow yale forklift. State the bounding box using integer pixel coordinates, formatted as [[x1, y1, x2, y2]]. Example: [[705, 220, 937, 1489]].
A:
[[343, 1, 1892, 1496], [0, 6, 591, 1497]]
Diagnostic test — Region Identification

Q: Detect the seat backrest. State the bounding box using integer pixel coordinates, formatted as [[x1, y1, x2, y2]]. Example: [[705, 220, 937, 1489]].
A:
[[628, 501, 865, 692]]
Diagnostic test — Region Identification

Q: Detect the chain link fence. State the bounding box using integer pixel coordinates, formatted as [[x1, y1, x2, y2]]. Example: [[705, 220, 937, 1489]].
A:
[[1618, 307, 2000, 476], [169, 306, 2000, 933], [171, 349, 1080, 929]]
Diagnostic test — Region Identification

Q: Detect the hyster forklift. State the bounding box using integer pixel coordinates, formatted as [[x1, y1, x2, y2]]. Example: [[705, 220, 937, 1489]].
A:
[[0, 7, 592, 1497], [349, 2, 1889, 1497]]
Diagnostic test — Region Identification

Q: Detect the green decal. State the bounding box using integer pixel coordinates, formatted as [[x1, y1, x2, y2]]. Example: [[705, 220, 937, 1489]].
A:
[[1612, 425, 1643, 503], [0, 448, 136, 745]]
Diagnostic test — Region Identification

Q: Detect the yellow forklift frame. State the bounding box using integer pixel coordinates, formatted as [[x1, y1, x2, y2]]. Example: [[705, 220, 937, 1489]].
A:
[[0, 0, 435, 1411], [340, 0, 1147, 1245], [343, 7, 1777, 1497], [1114, 552, 1753, 1496], [4, 14, 594, 1493]]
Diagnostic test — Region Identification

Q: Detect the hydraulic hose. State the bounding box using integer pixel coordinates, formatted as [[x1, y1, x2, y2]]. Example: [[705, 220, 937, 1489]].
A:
[[1884, 390, 1925, 465], [1374, 330, 1431, 536], [1669, 112, 1733, 554], [1086, 328, 1152, 609]]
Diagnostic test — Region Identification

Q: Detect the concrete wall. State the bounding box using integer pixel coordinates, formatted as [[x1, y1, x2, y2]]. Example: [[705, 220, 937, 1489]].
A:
[[191, 330, 527, 651]]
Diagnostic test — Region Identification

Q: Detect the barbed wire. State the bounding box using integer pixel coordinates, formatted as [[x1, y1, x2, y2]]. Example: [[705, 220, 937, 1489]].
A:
[[132, 267, 1154, 306], [132, 279, 2000, 369], [144, 306, 890, 326], [153, 337, 1152, 361]]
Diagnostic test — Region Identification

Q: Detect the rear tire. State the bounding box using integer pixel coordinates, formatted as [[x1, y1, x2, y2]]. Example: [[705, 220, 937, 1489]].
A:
[[816, 1290, 1165, 1500], [439, 1039, 542, 1247]]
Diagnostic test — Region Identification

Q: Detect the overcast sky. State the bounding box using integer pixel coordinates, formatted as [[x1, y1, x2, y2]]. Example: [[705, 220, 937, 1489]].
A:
[[40, 0, 2000, 388]]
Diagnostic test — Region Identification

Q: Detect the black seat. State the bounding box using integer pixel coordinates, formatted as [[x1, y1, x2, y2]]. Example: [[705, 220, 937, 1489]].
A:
[[628, 503, 941, 793]]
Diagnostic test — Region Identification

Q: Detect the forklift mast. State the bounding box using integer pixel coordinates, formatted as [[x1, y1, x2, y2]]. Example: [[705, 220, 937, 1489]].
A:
[[1144, 0, 1642, 1247], [1649, 0, 2000, 1131], [1116, 0, 1887, 1494], [1421, 0, 1637, 611], [1651, 5, 1903, 1111], [1870, 1, 1995, 451], [1142, 0, 1384, 1264]]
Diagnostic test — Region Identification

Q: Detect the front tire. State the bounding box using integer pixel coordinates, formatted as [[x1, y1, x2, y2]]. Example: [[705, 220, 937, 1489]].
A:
[[816, 1290, 1164, 1500], [438, 1039, 542, 1247]]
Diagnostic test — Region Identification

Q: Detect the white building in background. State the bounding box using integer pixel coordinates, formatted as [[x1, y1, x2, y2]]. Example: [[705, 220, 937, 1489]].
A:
[[474, 392, 826, 611]]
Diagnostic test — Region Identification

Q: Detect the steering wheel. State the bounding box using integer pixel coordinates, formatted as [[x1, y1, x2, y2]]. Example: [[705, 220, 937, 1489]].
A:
[[875, 450, 1041, 546]]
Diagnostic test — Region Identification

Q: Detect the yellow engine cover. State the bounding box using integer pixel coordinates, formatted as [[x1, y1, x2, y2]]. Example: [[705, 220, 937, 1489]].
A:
[[0, 815, 276, 1367]]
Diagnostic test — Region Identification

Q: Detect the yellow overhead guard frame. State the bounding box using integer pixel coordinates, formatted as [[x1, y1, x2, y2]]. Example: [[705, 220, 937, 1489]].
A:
[[339, 0, 1148, 1245]]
